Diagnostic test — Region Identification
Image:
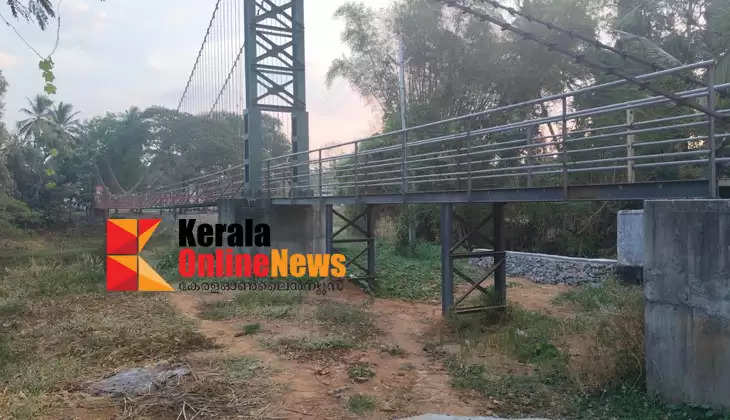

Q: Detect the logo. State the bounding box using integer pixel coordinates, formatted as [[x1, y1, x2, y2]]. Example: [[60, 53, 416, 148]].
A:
[[106, 219, 174, 292]]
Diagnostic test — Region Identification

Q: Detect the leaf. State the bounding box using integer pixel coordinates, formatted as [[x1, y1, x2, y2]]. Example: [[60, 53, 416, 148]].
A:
[[38, 58, 54, 71], [44, 83, 57, 95], [42, 70, 55, 83], [45, 168, 55, 176]]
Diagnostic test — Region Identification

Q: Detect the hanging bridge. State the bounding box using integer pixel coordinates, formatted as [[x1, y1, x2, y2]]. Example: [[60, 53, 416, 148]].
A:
[[95, 0, 729, 315]]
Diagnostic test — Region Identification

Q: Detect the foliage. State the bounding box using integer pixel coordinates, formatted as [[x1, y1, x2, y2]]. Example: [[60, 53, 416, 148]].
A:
[[5, 0, 54, 29], [346, 394, 376, 415]]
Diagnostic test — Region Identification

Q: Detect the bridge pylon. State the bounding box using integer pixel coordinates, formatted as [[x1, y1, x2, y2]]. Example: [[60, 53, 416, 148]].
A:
[[243, 0, 308, 199]]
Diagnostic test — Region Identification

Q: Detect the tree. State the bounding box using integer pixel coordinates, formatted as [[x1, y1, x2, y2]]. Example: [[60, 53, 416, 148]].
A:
[[5, 0, 54, 30], [16, 94, 52, 142]]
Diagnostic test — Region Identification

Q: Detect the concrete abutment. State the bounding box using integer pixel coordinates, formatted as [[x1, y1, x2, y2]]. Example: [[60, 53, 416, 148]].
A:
[[644, 199, 730, 410]]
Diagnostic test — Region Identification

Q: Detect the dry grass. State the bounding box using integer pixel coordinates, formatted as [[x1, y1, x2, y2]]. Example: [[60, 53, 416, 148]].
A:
[[0, 229, 214, 418], [555, 280, 645, 391], [116, 357, 278, 419]]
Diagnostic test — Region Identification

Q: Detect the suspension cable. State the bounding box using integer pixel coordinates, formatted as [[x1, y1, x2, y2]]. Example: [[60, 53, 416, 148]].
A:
[[477, 0, 726, 99], [177, 0, 222, 112], [438, 0, 726, 119]]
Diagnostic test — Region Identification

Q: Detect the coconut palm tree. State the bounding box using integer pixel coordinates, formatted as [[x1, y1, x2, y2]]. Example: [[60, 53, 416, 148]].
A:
[[48, 101, 81, 139], [17, 95, 52, 142]]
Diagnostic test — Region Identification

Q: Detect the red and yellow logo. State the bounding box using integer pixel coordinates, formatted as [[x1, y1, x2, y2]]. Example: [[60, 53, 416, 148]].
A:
[[106, 219, 174, 292]]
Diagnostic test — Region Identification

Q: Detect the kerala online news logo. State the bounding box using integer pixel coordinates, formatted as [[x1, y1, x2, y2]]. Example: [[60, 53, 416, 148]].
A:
[[106, 219, 175, 292], [106, 218, 348, 292]]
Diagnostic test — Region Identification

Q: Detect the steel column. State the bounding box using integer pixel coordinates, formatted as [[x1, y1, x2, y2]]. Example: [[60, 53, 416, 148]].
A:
[[493, 203, 506, 306], [440, 203, 454, 315], [367, 205, 376, 287], [325, 204, 333, 254], [708, 63, 718, 197]]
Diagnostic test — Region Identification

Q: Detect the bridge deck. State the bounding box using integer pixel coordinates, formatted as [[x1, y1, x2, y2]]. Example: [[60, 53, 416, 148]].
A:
[[96, 62, 729, 211]]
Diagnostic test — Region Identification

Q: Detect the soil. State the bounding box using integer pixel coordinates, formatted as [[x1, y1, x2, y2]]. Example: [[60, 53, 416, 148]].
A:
[[159, 278, 576, 419]]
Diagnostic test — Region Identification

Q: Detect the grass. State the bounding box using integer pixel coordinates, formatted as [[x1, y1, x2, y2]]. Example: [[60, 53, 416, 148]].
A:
[[222, 357, 263, 381], [269, 334, 356, 355], [433, 279, 730, 419], [199, 289, 303, 320], [314, 301, 377, 341], [240, 322, 262, 335], [347, 394, 376, 415], [379, 343, 406, 356], [347, 362, 375, 382], [340, 240, 484, 301], [0, 226, 214, 418]]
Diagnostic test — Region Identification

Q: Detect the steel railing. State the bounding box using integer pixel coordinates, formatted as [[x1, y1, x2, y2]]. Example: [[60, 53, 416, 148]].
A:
[[97, 61, 729, 209]]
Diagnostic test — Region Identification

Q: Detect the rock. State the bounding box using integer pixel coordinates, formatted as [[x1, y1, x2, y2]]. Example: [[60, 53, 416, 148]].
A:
[[88, 361, 190, 396], [470, 249, 615, 285]]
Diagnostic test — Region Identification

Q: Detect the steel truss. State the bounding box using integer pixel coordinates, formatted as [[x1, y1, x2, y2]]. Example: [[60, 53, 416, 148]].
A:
[[325, 206, 376, 292], [244, 0, 308, 197], [440, 203, 506, 315]]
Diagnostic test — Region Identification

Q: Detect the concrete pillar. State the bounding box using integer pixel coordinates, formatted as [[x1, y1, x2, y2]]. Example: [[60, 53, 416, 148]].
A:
[[644, 200, 730, 409], [217, 200, 325, 254], [617, 209, 644, 283]]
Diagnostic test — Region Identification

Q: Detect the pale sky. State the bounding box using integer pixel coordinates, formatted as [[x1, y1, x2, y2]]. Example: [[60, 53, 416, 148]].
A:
[[0, 0, 392, 148]]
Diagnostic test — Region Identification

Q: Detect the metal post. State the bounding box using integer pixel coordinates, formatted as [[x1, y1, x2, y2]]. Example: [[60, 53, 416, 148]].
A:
[[493, 203, 506, 306], [366, 205, 376, 288], [266, 160, 272, 199], [354, 142, 360, 197], [466, 123, 473, 198], [318, 149, 323, 198], [708, 63, 718, 198], [626, 109, 635, 183], [398, 38, 409, 197], [325, 204, 333, 254], [526, 125, 535, 187], [440, 203, 454, 315], [561, 97, 569, 198]]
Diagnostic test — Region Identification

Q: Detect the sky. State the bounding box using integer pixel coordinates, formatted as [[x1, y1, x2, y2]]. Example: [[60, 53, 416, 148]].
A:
[[0, 0, 392, 148]]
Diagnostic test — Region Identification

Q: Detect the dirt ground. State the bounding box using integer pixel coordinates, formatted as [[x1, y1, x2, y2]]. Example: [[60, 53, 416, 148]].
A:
[[156, 277, 574, 419]]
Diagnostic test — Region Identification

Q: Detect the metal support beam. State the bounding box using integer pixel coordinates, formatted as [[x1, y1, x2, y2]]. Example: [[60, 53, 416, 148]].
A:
[[329, 206, 376, 291], [244, 0, 308, 198], [367, 205, 376, 287], [493, 203, 506, 306], [325, 204, 333, 254], [441, 203, 507, 316], [708, 63, 718, 198], [440, 203, 454, 315], [626, 109, 636, 183]]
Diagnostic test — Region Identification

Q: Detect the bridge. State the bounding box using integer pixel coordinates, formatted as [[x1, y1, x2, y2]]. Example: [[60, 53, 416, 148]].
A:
[[96, 0, 729, 316]]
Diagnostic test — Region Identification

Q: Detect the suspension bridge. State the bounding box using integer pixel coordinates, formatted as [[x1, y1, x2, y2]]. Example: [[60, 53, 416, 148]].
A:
[[96, 0, 729, 315]]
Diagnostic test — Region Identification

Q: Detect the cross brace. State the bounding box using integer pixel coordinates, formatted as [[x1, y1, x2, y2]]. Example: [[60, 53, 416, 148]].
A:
[[440, 203, 507, 315]]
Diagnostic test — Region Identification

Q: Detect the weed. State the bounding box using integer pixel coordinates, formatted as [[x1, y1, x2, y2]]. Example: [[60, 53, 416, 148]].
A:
[[0, 300, 26, 317], [347, 362, 375, 382], [315, 301, 377, 340], [199, 289, 303, 320], [576, 385, 730, 420], [223, 357, 262, 381], [241, 323, 261, 335], [269, 334, 356, 357], [347, 394, 376, 415], [554, 278, 641, 312], [379, 343, 406, 356]]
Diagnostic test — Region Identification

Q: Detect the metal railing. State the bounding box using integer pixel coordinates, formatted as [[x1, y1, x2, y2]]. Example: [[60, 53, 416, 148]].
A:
[[97, 61, 729, 209], [263, 60, 729, 200]]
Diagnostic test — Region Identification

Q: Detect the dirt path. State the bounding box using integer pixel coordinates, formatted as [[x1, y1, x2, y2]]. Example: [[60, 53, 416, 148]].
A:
[[167, 278, 574, 419]]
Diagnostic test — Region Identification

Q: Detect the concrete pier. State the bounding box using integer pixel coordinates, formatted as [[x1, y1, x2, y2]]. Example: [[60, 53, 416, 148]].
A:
[[617, 209, 644, 283], [644, 200, 730, 409], [217, 200, 325, 254]]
